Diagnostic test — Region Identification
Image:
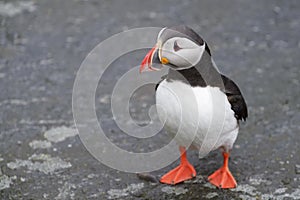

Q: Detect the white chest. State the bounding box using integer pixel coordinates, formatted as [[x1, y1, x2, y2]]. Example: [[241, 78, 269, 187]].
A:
[[156, 80, 239, 157]]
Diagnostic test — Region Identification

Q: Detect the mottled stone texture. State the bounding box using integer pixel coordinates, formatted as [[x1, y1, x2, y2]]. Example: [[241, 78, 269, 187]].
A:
[[0, 0, 299, 199]]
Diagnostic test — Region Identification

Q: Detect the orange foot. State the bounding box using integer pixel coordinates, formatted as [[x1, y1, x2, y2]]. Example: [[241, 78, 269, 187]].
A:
[[160, 146, 196, 185], [208, 152, 237, 189]]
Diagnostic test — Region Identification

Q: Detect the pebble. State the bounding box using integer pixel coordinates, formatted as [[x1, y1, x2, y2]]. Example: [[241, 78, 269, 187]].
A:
[[265, 34, 272, 40], [107, 183, 144, 199], [205, 192, 218, 199], [232, 184, 259, 196], [44, 126, 78, 143], [66, 36, 74, 43], [279, 161, 284, 165], [252, 26, 260, 32], [0, 1, 36, 17], [137, 173, 158, 183], [87, 174, 98, 179], [295, 164, 300, 174], [281, 177, 291, 185], [29, 140, 52, 149], [0, 175, 13, 190], [274, 187, 287, 194], [161, 186, 188, 195], [0, 73, 5, 79], [248, 41, 256, 47], [249, 175, 271, 186], [149, 12, 157, 19], [256, 68, 263, 74], [99, 95, 110, 104], [40, 58, 53, 66], [273, 6, 281, 14]]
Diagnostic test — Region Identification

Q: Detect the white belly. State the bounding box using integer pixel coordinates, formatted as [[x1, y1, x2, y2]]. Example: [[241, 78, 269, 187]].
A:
[[156, 79, 239, 158]]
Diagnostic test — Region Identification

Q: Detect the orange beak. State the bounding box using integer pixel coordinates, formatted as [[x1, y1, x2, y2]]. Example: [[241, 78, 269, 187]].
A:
[[140, 44, 159, 73]]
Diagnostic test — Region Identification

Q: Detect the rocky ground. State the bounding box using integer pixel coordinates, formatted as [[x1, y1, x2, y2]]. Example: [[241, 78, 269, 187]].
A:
[[0, 0, 299, 199]]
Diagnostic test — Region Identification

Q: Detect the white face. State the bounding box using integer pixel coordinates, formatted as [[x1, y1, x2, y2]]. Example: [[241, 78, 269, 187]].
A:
[[159, 37, 205, 70]]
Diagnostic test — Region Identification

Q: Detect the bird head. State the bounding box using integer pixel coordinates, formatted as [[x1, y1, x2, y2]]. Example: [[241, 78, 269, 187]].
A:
[[140, 25, 211, 73]]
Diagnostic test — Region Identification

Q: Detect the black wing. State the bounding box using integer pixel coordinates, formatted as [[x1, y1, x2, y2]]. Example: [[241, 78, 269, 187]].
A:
[[155, 75, 167, 91], [221, 75, 248, 121]]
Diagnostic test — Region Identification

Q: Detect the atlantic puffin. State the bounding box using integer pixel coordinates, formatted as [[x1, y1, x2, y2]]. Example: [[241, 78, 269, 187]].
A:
[[140, 25, 248, 189]]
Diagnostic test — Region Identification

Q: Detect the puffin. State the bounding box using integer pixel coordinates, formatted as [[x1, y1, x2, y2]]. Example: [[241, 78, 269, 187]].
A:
[[140, 25, 248, 189]]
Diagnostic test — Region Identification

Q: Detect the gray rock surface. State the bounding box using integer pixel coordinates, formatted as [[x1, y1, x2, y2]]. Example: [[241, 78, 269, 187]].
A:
[[0, 0, 299, 199]]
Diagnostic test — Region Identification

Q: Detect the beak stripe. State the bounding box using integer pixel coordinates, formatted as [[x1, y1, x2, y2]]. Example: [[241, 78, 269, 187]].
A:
[[140, 45, 158, 73]]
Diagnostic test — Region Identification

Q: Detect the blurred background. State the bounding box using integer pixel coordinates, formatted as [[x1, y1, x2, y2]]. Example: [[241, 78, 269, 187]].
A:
[[0, 0, 299, 199]]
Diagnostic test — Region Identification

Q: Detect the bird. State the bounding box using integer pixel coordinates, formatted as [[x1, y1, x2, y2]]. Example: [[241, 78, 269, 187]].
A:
[[139, 25, 248, 189]]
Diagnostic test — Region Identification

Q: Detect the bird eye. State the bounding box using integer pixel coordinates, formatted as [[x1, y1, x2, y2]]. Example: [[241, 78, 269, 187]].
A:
[[173, 40, 182, 52]]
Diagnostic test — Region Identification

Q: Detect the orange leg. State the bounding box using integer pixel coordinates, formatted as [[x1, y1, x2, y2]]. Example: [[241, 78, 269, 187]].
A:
[[160, 146, 196, 185], [208, 152, 237, 189]]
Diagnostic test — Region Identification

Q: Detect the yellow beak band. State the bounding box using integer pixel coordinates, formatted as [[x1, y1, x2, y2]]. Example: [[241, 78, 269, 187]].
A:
[[161, 57, 169, 65]]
